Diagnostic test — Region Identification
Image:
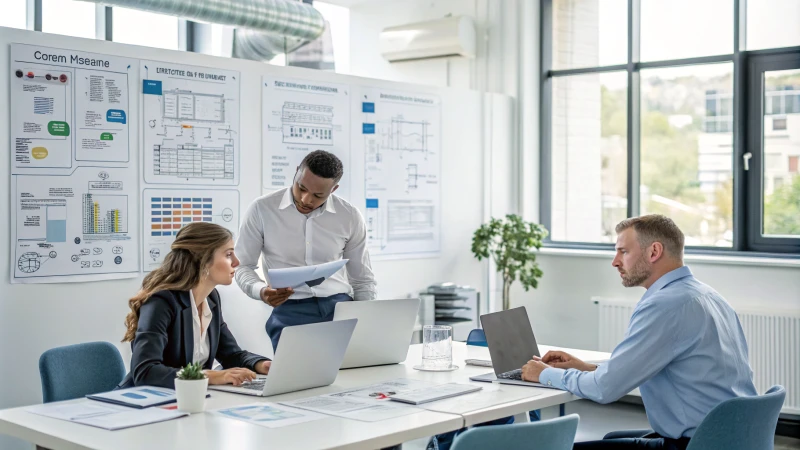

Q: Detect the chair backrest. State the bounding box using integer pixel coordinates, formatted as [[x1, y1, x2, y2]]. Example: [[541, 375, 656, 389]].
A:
[[466, 328, 487, 347], [39, 341, 127, 403], [451, 414, 579, 450], [686, 385, 785, 450]]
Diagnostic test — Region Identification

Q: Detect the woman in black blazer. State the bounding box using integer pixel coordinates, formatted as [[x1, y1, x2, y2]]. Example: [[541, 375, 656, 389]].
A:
[[118, 222, 270, 389]]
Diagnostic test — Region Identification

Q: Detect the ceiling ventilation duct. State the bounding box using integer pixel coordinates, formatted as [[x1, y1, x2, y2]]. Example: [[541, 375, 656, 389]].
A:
[[77, 0, 325, 61]]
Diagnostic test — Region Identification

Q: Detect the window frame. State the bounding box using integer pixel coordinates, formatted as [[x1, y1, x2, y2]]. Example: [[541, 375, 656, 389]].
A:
[[540, 0, 800, 255]]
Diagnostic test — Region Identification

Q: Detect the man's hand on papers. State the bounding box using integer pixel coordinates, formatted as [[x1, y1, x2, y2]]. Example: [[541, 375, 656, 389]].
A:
[[541, 351, 597, 372], [261, 286, 294, 307]]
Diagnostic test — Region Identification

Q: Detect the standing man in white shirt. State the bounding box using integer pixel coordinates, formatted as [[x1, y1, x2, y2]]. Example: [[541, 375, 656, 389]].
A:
[[235, 150, 377, 351]]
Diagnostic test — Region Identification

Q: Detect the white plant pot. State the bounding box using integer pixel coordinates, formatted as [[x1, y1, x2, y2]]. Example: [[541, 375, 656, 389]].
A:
[[175, 377, 209, 413]]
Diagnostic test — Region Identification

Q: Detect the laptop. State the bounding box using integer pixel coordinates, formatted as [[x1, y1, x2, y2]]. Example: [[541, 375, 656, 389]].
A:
[[469, 306, 559, 389], [209, 318, 357, 397], [334, 298, 420, 369]]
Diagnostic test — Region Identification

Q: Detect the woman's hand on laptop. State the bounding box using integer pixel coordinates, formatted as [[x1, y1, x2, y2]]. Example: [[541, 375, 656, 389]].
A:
[[204, 368, 258, 386], [541, 351, 597, 372], [255, 360, 271, 375]]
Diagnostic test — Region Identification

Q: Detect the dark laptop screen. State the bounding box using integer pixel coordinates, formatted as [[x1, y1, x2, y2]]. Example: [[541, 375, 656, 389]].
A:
[[480, 306, 540, 375]]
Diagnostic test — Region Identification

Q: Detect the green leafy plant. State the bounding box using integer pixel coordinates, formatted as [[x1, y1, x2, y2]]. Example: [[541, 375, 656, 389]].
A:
[[471, 214, 548, 310], [176, 362, 206, 381]]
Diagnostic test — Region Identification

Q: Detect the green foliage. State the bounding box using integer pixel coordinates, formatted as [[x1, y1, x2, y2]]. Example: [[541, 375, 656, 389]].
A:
[[472, 215, 548, 309], [176, 362, 206, 381], [765, 175, 800, 235]]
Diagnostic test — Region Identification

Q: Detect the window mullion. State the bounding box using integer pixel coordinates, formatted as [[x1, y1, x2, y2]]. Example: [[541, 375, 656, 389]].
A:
[[627, 0, 641, 218]]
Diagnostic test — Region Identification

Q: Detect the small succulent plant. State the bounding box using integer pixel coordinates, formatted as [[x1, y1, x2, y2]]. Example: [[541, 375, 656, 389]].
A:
[[176, 362, 207, 381]]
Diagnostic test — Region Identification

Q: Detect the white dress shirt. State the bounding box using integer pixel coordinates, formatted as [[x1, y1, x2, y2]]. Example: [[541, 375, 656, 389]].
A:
[[189, 290, 212, 366], [235, 188, 377, 302]]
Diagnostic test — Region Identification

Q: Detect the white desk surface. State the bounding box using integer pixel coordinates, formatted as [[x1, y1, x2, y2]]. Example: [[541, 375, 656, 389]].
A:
[[0, 343, 613, 449]]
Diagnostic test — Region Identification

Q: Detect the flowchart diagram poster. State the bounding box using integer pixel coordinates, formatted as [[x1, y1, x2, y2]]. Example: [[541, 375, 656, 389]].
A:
[[353, 87, 441, 258], [141, 61, 240, 186], [12, 168, 139, 283], [262, 76, 351, 200], [142, 189, 239, 271], [9, 44, 138, 283], [10, 44, 131, 175]]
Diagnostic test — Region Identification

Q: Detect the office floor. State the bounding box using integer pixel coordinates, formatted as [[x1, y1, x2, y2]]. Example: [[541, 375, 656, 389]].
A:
[[403, 400, 800, 449]]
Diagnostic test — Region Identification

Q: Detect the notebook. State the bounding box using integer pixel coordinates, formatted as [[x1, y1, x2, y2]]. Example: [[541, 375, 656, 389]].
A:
[[87, 386, 207, 409]]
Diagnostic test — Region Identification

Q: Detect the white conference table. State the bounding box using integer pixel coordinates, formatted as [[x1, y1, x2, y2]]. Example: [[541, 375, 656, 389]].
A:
[[0, 343, 612, 450]]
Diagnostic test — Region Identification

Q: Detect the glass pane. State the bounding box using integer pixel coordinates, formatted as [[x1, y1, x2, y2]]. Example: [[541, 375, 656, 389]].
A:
[[640, 63, 734, 247], [314, 1, 351, 73], [762, 68, 800, 237], [551, 0, 627, 70], [0, 0, 27, 30], [42, 0, 96, 39], [641, 0, 732, 62], [113, 7, 179, 50], [551, 72, 628, 242], [747, 0, 800, 50]]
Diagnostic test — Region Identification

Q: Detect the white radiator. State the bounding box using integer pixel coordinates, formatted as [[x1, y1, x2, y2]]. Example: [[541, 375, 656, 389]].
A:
[[593, 297, 800, 415]]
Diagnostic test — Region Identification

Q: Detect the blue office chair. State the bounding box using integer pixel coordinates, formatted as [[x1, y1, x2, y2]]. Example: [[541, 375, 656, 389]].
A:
[[685, 385, 785, 450], [39, 341, 126, 403], [466, 329, 487, 347], [450, 414, 579, 450]]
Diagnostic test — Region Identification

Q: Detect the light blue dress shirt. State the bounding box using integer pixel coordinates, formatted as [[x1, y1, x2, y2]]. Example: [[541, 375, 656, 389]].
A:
[[539, 266, 758, 439]]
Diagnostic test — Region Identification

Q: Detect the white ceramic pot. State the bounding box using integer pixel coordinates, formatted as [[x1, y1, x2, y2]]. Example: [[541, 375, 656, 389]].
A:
[[174, 377, 209, 413]]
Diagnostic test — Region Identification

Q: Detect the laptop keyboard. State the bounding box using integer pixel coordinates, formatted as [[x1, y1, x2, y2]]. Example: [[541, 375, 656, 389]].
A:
[[497, 369, 523, 381], [240, 380, 266, 391]]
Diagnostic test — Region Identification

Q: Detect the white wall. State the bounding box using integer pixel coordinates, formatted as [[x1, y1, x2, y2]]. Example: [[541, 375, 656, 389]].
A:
[[0, 26, 506, 449]]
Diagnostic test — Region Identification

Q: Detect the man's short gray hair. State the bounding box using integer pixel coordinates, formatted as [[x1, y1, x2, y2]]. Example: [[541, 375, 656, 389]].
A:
[[615, 214, 685, 261]]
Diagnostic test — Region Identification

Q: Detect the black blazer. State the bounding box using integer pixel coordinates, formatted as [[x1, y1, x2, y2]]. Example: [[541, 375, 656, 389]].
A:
[[117, 289, 268, 389]]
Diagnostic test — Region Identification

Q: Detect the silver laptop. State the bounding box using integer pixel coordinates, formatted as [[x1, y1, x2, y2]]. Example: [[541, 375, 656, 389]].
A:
[[209, 318, 357, 397], [469, 306, 558, 389], [334, 298, 420, 369]]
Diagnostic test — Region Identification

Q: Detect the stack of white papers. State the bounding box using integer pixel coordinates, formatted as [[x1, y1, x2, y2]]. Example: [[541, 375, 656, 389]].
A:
[[268, 260, 348, 289], [213, 403, 325, 429], [26, 401, 188, 430]]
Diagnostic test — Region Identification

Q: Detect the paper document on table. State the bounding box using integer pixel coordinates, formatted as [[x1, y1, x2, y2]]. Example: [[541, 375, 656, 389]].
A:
[[389, 383, 483, 405], [213, 403, 325, 428], [280, 393, 421, 422], [268, 259, 349, 289], [327, 378, 437, 402], [26, 401, 188, 430], [86, 386, 178, 409]]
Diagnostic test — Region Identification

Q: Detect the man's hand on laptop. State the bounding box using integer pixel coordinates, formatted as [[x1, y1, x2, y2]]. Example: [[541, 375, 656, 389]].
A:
[[261, 286, 294, 307], [521, 358, 549, 382], [204, 368, 258, 386], [255, 360, 271, 375], [542, 351, 598, 372]]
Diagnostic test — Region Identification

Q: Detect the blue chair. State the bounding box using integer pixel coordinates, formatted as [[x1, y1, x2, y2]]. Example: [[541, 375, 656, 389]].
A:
[[451, 414, 579, 450], [39, 341, 126, 403], [466, 329, 487, 347], [685, 385, 785, 450]]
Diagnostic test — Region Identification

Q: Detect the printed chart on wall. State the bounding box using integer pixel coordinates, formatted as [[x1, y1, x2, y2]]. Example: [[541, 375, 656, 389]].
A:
[[142, 189, 239, 271], [9, 44, 138, 283], [354, 87, 441, 258], [141, 61, 240, 186], [262, 76, 351, 199]]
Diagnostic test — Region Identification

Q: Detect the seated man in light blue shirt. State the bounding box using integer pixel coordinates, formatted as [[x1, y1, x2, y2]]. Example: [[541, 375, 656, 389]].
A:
[[522, 214, 758, 450]]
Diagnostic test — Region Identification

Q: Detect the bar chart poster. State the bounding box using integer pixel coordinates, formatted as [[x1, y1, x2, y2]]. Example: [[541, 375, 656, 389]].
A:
[[11, 167, 139, 283], [142, 189, 239, 271]]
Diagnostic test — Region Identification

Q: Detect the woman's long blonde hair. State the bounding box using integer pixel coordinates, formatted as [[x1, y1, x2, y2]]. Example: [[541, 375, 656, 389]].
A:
[[122, 222, 233, 342]]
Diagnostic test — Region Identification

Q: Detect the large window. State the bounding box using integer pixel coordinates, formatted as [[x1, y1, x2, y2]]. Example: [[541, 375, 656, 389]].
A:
[[112, 7, 179, 50], [0, 0, 27, 30], [542, 0, 800, 253], [42, 0, 96, 39]]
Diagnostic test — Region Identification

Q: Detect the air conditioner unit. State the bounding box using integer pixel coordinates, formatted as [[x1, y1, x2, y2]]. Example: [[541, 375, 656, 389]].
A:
[[380, 15, 476, 63]]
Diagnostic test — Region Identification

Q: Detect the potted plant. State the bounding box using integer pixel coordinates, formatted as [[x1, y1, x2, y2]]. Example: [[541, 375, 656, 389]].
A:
[[471, 214, 548, 310], [175, 362, 208, 413]]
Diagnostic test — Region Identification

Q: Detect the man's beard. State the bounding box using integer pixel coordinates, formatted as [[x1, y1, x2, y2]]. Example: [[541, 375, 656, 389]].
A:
[[620, 258, 651, 287]]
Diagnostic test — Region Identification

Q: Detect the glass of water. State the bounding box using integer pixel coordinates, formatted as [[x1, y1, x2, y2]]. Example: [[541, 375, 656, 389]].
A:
[[420, 325, 453, 370]]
